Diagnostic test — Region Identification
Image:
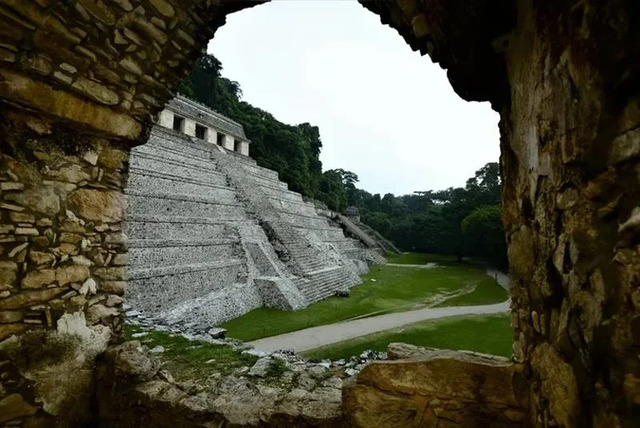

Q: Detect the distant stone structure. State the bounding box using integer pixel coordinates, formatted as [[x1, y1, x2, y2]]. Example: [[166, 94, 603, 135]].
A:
[[124, 96, 385, 329]]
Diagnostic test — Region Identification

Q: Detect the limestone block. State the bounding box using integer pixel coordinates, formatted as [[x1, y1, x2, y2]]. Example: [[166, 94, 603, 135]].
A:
[[343, 348, 528, 427], [99, 281, 127, 296], [0, 261, 18, 289], [21, 269, 55, 289], [0, 287, 66, 309], [68, 189, 126, 223], [55, 265, 90, 286], [4, 186, 60, 216]]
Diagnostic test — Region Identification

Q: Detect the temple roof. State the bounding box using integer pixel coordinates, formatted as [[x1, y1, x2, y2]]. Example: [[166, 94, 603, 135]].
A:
[[167, 95, 249, 142]]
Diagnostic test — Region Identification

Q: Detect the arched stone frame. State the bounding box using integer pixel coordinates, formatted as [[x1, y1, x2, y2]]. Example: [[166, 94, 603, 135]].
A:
[[0, 0, 637, 425]]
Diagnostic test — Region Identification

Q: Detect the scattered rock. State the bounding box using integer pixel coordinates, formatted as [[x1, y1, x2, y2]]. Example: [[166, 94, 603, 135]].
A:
[[248, 357, 271, 377], [207, 327, 226, 339], [149, 345, 165, 354]]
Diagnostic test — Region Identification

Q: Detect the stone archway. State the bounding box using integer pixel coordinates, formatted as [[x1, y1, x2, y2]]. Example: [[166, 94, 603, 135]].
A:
[[0, 0, 638, 426]]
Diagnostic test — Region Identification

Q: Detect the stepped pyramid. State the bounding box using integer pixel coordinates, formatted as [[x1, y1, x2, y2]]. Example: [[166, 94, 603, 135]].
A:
[[124, 97, 385, 329]]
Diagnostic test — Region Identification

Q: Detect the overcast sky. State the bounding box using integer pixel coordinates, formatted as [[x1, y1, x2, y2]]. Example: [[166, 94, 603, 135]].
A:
[[209, 0, 500, 196]]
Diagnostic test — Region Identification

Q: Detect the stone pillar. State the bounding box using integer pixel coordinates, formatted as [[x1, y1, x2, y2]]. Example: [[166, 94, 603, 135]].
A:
[[207, 127, 218, 145], [183, 118, 196, 137], [502, 1, 640, 425], [238, 141, 250, 156], [222, 135, 234, 151], [157, 110, 173, 129]]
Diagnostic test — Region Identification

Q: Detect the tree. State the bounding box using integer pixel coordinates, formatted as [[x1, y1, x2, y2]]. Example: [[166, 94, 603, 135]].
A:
[[462, 205, 508, 269]]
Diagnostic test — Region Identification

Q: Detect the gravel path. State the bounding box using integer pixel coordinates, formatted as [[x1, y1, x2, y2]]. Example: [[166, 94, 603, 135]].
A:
[[248, 299, 510, 353]]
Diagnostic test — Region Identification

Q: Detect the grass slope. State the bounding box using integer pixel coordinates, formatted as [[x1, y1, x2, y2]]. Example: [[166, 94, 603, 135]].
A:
[[221, 254, 507, 342], [302, 314, 513, 361]]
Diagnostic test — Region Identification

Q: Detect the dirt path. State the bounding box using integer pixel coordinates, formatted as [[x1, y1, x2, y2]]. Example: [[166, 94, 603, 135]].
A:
[[248, 299, 510, 353]]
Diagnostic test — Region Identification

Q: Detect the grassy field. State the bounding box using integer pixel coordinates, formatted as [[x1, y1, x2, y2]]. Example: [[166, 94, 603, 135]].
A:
[[221, 253, 507, 342], [302, 314, 513, 361], [387, 252, 457, 264]]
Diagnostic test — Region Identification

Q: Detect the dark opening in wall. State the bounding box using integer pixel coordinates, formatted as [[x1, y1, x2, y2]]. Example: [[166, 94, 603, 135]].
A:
[[217, 133, 224, 146], [195, 124, 207, 140], [173, 115, 185, 132], [234, 140, 240, 152]]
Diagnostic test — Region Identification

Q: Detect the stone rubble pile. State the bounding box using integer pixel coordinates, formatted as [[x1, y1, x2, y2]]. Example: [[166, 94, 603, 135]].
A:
[[98, 319, 388, 427], [124, 314, 388, 376]]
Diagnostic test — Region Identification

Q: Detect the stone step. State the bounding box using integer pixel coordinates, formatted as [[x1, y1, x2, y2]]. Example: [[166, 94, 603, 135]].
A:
[[127, 173, 237, 204], [126, 221, 231, 241], [268, 197, 318, 217], [307, 271, 358, 299], [244, 173, 289, 190], [295, 266, 358, 303], [127, 260, 244, 314], [295, 226, 348, 241], [276, 211, 331, 229], [128, 259, 243, 280], [126, 188, 238, 206], [258, 183, 304, 202], [135, 141, 220, 172], [238, 161, 280, 181], [128, 239, 237, 268], [126, 193, 247, 220], [130, 152, 228, 186]]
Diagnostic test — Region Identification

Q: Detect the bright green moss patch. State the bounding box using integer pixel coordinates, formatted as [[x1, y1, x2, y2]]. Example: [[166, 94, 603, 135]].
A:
[[302, 314, 512, 361]]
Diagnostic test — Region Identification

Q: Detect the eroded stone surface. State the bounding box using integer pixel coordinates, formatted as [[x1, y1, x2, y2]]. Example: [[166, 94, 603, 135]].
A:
[[343, 347, 528, 427]]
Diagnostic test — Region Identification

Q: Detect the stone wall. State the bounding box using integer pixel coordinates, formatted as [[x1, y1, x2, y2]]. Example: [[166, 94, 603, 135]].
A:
[[359, 0, 640, 425], [0, 0, 261, 139], [0, 106, 128, 424], [0, 107, 128, 341]]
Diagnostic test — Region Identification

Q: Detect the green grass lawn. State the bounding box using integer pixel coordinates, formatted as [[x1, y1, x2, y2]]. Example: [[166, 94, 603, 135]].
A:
[[221, 253, 507, 342], [302, 314, 513, 361], [386, 252, 457, 264]]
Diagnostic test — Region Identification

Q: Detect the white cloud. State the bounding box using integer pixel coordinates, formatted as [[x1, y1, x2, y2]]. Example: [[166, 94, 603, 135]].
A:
[[209, 0, 500, 195]]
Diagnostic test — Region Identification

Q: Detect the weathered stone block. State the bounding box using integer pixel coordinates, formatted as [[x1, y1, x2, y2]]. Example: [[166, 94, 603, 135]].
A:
[[4, 186, 60, 216], [0, 261, 18, 288], [99, 281, 127, 295], [55, 265, 90, 286], [0, 287, 66, 309], [68, 189, 125, 223], [343, 347, 528, 427], [22, 269, 56, 289]]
